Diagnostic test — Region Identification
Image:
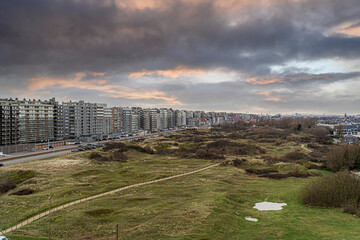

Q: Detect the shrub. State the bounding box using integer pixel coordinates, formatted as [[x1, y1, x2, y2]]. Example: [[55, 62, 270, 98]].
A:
[[282, 151, 308, 162], [0, 180, 17, 194], [302, 171, 360, 208], [89, 152, 102, 160], [342, 199, 359, 215], [261, 154, 282, 164], [103, 142, 127, 152], [233, 158, 246, 167], [245, 168, 278, 174], [111, 150, 128, 162], [10, 188, 34, 196], [195, 149, 225, 160], [326, 144, 360, 172]]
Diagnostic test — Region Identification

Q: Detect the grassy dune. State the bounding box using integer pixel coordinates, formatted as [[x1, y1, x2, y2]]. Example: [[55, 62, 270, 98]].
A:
[[1, 131, 359, 239]]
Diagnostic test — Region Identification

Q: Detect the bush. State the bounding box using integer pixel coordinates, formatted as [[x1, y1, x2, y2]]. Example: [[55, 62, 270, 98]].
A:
[[282, 151, 308, 162], [195, 149, 225, 160], [89, 152, 102, 160], [10, 188, 34, 196], [246, 167, 319, 179], [245, 168, 278, 174], [0, 180, 17, 194], [302, 171, 360, 208], [326, 144, 360, 172], [233, 158, 246, 167], [103, 142, 127, 152], [111, 150, 128, 162]]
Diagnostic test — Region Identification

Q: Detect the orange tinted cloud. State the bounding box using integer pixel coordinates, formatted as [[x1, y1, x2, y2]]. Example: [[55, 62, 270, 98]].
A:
[[257, 91, 281, 102], [92, 72, 106, 77], [333, 22, 360, 37], [246, 77, 285, 85], [29, 73, 183, 105], [129, 65, 205, 78]]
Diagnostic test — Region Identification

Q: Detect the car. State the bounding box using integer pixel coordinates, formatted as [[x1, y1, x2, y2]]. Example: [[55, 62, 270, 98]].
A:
[[71, 149, 80, 152], [78, 144, 83, 147], [78, 148, 85, 151], [0, 164, 4, 167], [42, 147, 49, 150], [49, 146, 55, 149]]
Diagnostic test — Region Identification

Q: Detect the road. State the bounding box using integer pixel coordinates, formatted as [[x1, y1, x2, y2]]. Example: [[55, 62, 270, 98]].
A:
[[0, 149, 73, 166], [3, 163, 220, 235]]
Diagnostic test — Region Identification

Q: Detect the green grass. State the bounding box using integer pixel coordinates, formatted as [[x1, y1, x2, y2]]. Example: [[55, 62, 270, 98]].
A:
[[1, 134, 359, 239], [7, 164, 360, 240]]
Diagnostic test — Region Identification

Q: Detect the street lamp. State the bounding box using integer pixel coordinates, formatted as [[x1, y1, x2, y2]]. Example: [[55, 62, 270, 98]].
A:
[[48, 196, 51, 240]]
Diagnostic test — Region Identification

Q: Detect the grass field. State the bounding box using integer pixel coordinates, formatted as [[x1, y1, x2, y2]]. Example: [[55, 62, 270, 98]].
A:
[[1, 131, 359, 239]]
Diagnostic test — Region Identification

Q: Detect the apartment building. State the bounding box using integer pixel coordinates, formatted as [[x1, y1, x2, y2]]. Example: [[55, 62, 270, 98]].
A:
[[62, 100, 107, 140], [0, 99, 20, 145], [111, 107, 123, 133], [49, 97, 64, 141], [159, 108, 168, 130], [17, 99, 54, 143], [140, 108, 160, 132], [122, 107, 139, 134]]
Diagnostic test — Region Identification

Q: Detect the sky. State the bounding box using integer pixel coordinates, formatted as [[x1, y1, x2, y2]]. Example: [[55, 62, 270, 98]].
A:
[[0, 0, 360, 114]]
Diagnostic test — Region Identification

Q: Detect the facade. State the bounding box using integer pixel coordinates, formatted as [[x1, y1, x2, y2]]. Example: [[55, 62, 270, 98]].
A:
[[0, 99, 20, 145], [159, 108, 168, 130], [111, 107, 123, 133], [49, 98, 64, 141], [62, 100, 107, 140], [18, 99, 54, 143]]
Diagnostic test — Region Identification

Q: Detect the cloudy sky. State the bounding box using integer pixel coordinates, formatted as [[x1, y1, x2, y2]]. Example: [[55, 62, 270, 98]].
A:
[[1, 0, 360, 114]]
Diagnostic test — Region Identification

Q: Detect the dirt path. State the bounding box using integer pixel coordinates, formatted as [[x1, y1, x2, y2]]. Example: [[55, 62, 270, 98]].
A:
[[301, 144, 312, 153], [3, 163, 220, 234]]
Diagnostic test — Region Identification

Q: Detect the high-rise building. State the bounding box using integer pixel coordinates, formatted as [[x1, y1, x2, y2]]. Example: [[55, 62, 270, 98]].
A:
[[167, 109, 175, 129], [16, 99, 54, 143], [159, 108, 168, 130], [62, 100, 106, 140], [111, 107, 123, 133], [49, 97, 64, 141], [0, 98, 20, 145]]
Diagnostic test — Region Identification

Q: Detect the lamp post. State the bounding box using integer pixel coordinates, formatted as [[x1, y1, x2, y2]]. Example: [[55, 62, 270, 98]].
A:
[[48, 196, 51, 240], [116, 224, 119, 240]]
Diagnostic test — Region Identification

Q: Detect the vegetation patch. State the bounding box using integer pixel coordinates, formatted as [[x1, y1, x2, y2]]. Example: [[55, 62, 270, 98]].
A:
[[0, 179, 17, 194], [84, 208, 114, 217], [326, 144, 360, 172], [10, 188, 34, 196], [246, 167, 320, 180], [302, 171, 360, 216], [0, 170, 38, 184]]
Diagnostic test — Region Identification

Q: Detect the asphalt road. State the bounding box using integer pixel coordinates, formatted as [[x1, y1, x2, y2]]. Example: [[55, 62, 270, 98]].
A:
[[0, 149, 73, 166]]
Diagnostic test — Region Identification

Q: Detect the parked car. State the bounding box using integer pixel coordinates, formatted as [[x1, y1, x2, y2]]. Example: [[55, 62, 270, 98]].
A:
[[71, 149, 80, 152], [49, 146, 55, 149], [0, 163, 4, 167], [42, 147, 49, 150], [78, 148, 85, 151]]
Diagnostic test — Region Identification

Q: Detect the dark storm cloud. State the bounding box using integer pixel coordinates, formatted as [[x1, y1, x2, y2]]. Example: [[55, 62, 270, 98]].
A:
[[1, 0, 360, 113], [1, 0, 360, 74]]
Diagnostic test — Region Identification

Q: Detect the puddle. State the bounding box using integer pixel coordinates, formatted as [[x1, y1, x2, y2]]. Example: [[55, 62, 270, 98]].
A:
[[253, 201, 287, 211], [245, 216, 258, 222]]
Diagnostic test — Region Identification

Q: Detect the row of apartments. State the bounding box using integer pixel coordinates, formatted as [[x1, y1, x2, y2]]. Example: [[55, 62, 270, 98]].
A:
[[1, 97, 248, 145]]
